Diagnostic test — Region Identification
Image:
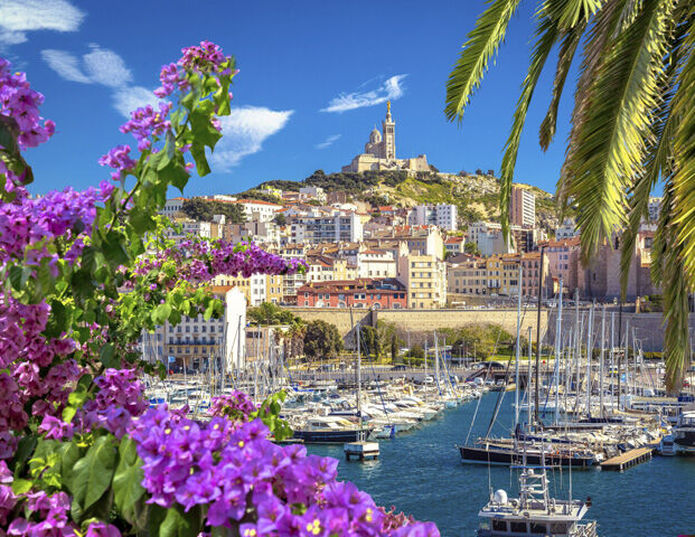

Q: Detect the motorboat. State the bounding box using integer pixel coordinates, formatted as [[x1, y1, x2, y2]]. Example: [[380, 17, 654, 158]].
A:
[[476, 451, 598, 536]]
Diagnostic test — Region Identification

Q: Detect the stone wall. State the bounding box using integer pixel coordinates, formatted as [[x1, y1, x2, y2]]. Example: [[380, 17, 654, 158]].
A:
[[290, 307, 692, 352]]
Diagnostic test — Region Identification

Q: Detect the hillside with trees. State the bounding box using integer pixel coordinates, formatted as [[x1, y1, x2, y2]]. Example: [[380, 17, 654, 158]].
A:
[[241, 169, 567, 231]]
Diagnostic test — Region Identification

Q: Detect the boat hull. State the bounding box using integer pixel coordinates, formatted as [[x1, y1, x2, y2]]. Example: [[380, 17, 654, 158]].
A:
[[293, 428, 372, 444], [459, 445, 595, 468]]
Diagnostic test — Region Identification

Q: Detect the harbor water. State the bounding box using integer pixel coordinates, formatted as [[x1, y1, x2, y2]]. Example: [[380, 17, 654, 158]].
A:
[[306, 393, 695, 537]]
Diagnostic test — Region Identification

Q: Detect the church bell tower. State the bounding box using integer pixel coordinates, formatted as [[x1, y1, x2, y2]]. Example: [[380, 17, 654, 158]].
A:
[[382, 100, 396, 160]]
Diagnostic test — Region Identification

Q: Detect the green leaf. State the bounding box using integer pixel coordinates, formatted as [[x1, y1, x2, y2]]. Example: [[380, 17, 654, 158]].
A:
[[57, 441, 81, 485], [9, 265, 32, 291], [11, 479, 33, 495], [445, 0, 522, 123], [157, 505, 203, 537], [99, 343, 118, 369], [152, 303, 172, 324], [11, 434, 37, 473], [62, 406, 77, 424], [67, 436, 117, 512], [103, 230, 130, 267], [113, 436, 146, 526]]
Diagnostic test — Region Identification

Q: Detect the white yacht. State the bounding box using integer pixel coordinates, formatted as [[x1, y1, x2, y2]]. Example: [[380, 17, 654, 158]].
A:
[[476, 454, 598, 537]]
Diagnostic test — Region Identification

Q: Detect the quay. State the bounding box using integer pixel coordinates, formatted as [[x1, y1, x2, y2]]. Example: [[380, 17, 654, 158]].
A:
[[344, 441, 380, 461], [600, 447, 653, 471]]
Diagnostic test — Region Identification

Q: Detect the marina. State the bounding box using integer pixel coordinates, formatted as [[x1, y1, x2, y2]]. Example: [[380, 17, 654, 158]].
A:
[[306, 392, 695, 537]]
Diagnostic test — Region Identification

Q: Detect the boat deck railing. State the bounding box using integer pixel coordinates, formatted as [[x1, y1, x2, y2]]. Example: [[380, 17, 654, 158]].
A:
[[572, 521, 597, 537]]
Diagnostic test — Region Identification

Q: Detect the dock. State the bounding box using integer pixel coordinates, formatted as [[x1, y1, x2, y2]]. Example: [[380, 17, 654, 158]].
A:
[[344, 441, 380, 461], [600, 447, 653, 471]]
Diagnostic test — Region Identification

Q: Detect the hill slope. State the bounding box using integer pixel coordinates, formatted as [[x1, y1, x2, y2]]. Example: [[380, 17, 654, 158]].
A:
[[241, 170, 565, 230]]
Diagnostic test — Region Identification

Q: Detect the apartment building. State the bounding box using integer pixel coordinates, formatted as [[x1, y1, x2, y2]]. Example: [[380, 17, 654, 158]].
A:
[[212, 273, 267, 306], [397, 254, 447, 308], [235, 199, 283, 222], [290, 211, 363, 243], [165, 218, 212, 244], [154, 287, 246, 372], [444, 236, 465, 256], [297, 278, 407, 309], [409, 204, 458, 231], [510, 186, 536, 227], [447, 256, 488, 296], [357, 249, 397, 278], [161, 197, 186, 217], [555, 218, 579, 240]]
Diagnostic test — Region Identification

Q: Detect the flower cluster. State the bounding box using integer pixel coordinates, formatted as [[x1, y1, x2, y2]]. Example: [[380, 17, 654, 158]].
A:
[[208, 391, 257, 420], [5, 487, 121, 537], [128, 406, 438, 537], [81, 368, 148, 438], [133, 239, 306, 288], [98, 145, 137, 181], [155, 40, 236, 98], [119, 102, 173, 152], [0, 182, 113, 268], [0, 297, 79, 450], [0, 58, 55, 150]]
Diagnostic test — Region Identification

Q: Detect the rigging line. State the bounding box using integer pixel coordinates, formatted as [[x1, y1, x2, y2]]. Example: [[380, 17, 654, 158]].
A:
[[485, 356, 513, 438]]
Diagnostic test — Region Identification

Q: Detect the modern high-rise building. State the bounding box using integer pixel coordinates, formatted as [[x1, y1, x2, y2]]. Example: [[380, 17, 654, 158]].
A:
[[510, 186, 536, 227]]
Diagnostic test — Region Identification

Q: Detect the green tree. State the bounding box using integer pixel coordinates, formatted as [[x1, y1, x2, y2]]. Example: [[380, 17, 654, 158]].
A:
[[273, 213, 287, 226], [182, 197, 245, 223], [445, 0, 695, 390], [464, 241, 481, 256], [303, 320, 343, 360], [247, 302, 302, 326]]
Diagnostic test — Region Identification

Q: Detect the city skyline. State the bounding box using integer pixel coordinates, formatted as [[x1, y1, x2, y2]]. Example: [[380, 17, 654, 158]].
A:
[[2, 0, 577, 197]]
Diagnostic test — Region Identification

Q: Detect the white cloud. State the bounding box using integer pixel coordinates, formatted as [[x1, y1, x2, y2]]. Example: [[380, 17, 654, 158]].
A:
[[113, 86, 160, 118], [42, 46, 133, 88], [42, 46, 151, 117], [0, 0, 84, 47], [315, 134, 341, 149], [321, 75, 407, 113], [83, 46, 133, 87], [209, 106, 293, 171], [41, 49, 92, 83]]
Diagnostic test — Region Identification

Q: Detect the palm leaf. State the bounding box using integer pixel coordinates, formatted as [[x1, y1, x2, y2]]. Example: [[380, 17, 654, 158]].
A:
[[499, 10, 562, 239], [445, 0, 521, 123], [658, 183, 692, 391], [561, 0, 676, 261], [620, 6, 689, 296], [539, 20, 586, 151], [557, 0, 623, 210]]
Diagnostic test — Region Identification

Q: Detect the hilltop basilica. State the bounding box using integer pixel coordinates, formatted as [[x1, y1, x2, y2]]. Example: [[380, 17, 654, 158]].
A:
[[342, 102, 430, 173]]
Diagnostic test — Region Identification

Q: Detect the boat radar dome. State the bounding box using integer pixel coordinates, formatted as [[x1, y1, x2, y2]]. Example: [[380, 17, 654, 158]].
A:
[[493, 489, 508, 505]]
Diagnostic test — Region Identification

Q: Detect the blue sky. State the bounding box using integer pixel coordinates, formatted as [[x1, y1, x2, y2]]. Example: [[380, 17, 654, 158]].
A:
[[2, 0, 577, 197]]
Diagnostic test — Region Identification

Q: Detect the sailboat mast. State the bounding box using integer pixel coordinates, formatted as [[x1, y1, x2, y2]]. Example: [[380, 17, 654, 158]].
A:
[[600, 305, 606, 419], [357, 320, 361, 419], [553, 280, 563, 425], [534, 246, 545, 426], [585, 303, 594, 416], [527, 326, 533, 430], [514, 265, 522, 429]]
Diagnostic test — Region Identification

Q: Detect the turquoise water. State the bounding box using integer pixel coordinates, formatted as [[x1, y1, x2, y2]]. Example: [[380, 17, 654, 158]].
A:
[[306, 393, 695, 537]]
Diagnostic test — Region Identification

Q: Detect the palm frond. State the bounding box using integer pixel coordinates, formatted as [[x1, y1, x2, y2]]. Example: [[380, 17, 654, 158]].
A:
[[557, 0, 623, 210], [657, 182, 692, 392], [620, 23, 685, 296], [561, 0, 676, 261], [444, 0, 521, 123], [499, 11, 562, 239], [539, 20, 586, 151], [670, 13, 695, 280]]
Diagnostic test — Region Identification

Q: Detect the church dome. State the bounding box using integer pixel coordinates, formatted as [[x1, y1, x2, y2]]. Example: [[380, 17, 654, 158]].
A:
[[369, 127, 382, 143]]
